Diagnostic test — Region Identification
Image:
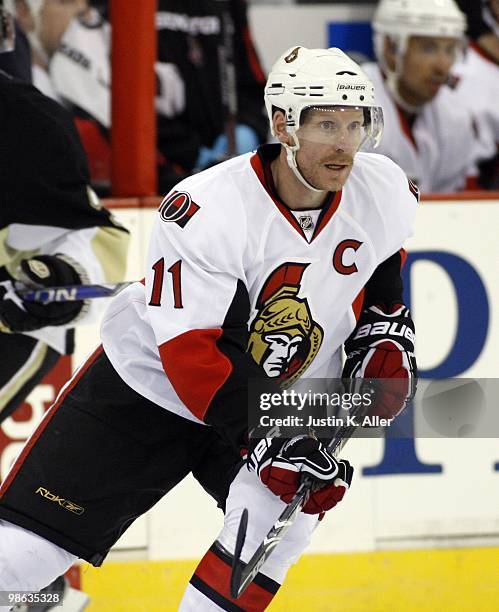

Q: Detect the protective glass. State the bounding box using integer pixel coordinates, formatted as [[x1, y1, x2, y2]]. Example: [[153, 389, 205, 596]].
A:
[[0, 1, 15, 53], [296, 105, 384, 149]]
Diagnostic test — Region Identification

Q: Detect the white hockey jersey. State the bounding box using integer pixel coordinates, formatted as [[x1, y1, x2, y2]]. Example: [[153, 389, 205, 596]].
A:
[[101, 145, 418, 445], [362, 63, 478, 193], [453, 42, 499, 164], [50, 14, 111, 128]]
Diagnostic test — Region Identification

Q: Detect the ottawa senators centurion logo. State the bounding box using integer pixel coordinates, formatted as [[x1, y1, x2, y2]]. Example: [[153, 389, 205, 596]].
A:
[[248, 263, 323, 387]]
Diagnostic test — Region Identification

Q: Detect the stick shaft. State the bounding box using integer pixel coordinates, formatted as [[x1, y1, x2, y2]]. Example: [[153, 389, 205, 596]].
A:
[[19, 281, 137, 303], [233, 423, 357, 597], [219, 4, 237, 156]]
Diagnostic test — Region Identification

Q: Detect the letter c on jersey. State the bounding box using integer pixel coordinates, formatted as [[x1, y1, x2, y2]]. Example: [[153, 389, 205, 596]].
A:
[[333, 239, 363, 275]]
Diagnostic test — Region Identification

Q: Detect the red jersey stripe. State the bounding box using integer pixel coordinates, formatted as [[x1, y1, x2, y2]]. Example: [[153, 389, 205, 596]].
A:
[[395, 106, 418, 151], [194, 549, 276, 611], [158, 329, 233, 421], [399, 248, 408, 269], [352, 288, 365, 321], [464, 175, 480, 190], [250, 151, 343, 242], [312, 190, 343, 240], [470, 41, 499, 66]]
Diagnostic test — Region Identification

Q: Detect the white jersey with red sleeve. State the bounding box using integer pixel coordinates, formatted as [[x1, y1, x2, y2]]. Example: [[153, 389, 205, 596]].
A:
[[100, 145, 418, 448], [453, 43, 499, 164], [362, 62, 478, 193]]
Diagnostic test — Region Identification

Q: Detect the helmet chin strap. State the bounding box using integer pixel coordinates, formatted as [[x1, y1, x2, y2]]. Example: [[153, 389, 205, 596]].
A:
[[386, 67, 423, 115], [283, 134, 324, 193], [25, 0, 50, 64], [28, 31, 49, 65], [381, 42, 423, 114]]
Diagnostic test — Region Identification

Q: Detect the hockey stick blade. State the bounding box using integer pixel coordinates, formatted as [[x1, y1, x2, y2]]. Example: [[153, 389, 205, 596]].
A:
[[230, 508, 248, 599], [18, 281, 137, 303], [231, 477, 312, 599]]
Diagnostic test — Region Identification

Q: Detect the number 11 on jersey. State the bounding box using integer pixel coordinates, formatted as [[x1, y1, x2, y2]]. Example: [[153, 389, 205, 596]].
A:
[[148, 258, 183, 308]]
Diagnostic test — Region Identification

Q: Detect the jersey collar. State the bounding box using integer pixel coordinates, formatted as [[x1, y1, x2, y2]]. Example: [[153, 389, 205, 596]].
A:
[[395, 105, 419, 151], [250, 144, 342, 243], [470, 41, 499, 67]]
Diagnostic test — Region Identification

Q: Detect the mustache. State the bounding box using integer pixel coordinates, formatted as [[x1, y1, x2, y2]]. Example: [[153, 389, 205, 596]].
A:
[[322, 157, 354, 166]]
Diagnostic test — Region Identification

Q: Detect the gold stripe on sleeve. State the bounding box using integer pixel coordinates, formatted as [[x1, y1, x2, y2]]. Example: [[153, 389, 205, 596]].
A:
[[90, 226, 130, 282]]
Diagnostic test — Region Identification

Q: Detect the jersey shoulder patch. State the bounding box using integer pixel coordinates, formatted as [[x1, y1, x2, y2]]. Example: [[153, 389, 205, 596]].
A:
[[158, 191, 200, 228]]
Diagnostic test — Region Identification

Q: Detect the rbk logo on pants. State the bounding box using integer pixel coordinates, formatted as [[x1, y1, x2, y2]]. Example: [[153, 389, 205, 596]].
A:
[[35, 487, 85, 515]]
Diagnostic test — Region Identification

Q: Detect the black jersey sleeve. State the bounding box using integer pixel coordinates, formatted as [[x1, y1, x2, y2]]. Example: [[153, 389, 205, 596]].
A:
[[363, 249, 406, 309]]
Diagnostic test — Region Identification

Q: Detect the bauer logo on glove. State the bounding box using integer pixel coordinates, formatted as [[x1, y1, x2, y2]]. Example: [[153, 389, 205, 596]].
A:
[[342, 303, 417, 421]]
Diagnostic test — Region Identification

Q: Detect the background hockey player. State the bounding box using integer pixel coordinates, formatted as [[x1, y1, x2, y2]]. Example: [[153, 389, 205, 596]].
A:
[[15, 0, 267, 195], [0, 46, 417, 611], [454, 0, 499, 188], [0, 2, 128, 606], [363, 0, 479, 192], [0, 0, 129, 426]]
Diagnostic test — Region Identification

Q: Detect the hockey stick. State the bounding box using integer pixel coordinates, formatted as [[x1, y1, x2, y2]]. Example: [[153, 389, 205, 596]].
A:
[[230, 406, 364, 600], [18, 281, 137, 303], [219, 2, 237, 157]]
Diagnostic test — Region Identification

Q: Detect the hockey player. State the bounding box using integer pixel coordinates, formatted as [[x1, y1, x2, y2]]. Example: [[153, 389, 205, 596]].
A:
[[0, 46, 417, 610], [363, 0, 479, 193], [453, 0, 499, 188], [0, 1, 129, 426], [13, 0, 89, 100], [19, 0, 267, 194], [0, 2, 128, 606]]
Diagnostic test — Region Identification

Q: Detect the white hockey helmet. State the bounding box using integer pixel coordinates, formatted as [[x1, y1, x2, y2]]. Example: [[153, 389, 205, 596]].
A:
[[373, 0, 467, 66], [264, 46, 384, 192], [0, 0, 15, 53]]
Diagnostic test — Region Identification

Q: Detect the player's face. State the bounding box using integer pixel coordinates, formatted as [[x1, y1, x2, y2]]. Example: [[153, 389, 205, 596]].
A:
[[38, 0, 86, 57], [398, 36, 460, 106], [294, 108, 364, 192], [262, 333, 303, 377]]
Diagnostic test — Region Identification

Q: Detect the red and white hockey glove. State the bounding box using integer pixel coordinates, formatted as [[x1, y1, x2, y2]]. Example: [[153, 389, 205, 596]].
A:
[[342, 304, 417, 420], [247, 435, 354, 514]]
